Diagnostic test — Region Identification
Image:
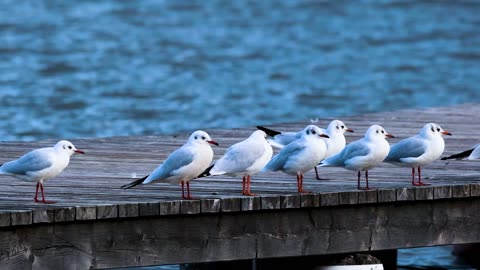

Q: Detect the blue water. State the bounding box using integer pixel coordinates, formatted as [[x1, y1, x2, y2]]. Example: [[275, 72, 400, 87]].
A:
[[1, 0, 480, 141], [1, 0, 480, 269]]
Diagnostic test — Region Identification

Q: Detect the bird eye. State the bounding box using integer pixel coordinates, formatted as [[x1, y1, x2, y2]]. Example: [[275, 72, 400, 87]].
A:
[[311, 130, 316, 134], [376, 130, 379, 133], [194, 136, 198, 139], [68, 146, 72, 149], [202, 136, 206, 140], [381, 130, 384, 134], [341, 125, 345, 129], [436, 128, 440, 132]]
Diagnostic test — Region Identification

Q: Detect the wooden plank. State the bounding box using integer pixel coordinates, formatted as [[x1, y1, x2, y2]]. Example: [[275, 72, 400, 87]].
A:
[[415, 187, 434, 201], [118, 203, 139, 218], [220, 198, 241, 212], [470, 183, 480, 197], [11, 210, 32, 226], [434, 186, 452, 200], [138, 202, 160, 216], [200, 199, 221, 213], [159, 200, 181, 215], [261, 196, 281, 210], [452, 185, 470, 198], [396, 188, 415, 201], [180, 200, 200, 215], [377, 189, 396, 203], [76, 206, 97, 221], [33, 209, 54, 224], [54, 207, 76, 223], [97, 205, 118, 219], [358, 190, 377, 204], [0, 212, 10, 227], [241, 197, 261, 211], [320, 193, 339, 206], [338, 191, 359, 205], [280, 194, 300, 209], [300, 193, 319, 208]]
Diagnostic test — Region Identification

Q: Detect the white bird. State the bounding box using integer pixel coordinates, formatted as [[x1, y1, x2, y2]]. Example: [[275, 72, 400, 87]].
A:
[[442, 144, 480, 161], [384, 123, 452, 186], [199, 130, 273, 196], [258, 120, 354, 180], [0, 140, 85, 204], [319, 125, 394, 190], [263, 125, 329, 193], [121, 130, 218, 199]]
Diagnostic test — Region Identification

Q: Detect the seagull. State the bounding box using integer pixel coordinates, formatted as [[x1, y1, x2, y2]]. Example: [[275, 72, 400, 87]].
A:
[[0, 140, 85, 204], [199, 130, 273, 196], [441, 145, 480, 161], [121, 130, 218, 199], [258, 120, 354, 180], [385, 123, 452, 186], [263, 125, 329, 193], [318, 125, 394, 190]]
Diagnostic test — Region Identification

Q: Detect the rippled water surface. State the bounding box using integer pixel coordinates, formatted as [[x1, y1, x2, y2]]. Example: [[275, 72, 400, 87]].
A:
[[1, 0, 480, 141]]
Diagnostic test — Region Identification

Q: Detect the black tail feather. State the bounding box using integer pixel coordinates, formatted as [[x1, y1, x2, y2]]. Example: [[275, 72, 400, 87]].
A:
[[441, 148, 474, 160], [121, 175, 148, 189], [256, 126, 281, 137], [197, 164, 214, 178]]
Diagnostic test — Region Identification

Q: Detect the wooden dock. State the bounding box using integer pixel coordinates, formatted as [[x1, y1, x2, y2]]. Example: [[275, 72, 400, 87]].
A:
[[1, 103, 480, 269]]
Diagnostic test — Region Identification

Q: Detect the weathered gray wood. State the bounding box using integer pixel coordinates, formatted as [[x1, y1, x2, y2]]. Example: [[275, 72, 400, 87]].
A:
[[470, 183, 480, 197], [76, 206, 97, 220], [241, 196, 261, 211], [138, 202, 160, 216], [261, 196, 281, 210], [320, 193, 339, 206], [300, 194, 319, 208], [220, 198, 241, 212], [11, 210, 32, 226], [452, 185, 470, 198], [0, 212, 10, 227], [118, 203, 139, 218], [33, 209, 54, 224], [97, 205, 118, 219], [358, 190, 377, 204], [181, 200, 200, 214], [338, 191, 359, 205], [159, 200, 181, 215], [415, 187, 434, 201], [434, 186, 452, 200], [54, 207, 75, 222], [280, 194, 300, 209], [396, 188, 415, 201], [377, 189, 396, 203], [200, 198, 221, 213]]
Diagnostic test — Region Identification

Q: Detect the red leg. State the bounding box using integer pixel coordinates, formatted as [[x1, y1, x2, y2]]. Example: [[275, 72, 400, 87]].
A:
[[187, 181, 192, 199], [298, 174, 311, 193], [411, 167, 416, 186], [358, 171, 371, 190], [181, 181, 185, 198], [37, 183, 56, 204], [244, 175, 256, 196], [34, 182, 40, 202], [242, 176, 246, 195]]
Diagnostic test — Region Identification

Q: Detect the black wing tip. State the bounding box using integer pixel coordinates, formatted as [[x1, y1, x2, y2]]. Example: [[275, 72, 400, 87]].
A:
[[197, 164, 214, 179], [121, 175, 148, 189], [441, 148, 474, 161], [256, 125, 281, 137]]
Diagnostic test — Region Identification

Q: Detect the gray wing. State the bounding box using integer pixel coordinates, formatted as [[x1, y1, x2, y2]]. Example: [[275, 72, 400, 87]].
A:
[[1, 148, 54, 175], [385, 136, 426, 162], [323, 140, 370, 166], [145, 147, 194, 182], [270, 132, 300, 148], [265, 140, 306, 171]]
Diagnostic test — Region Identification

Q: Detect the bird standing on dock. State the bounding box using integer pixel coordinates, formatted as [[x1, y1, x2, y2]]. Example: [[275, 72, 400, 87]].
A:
[[257, 120, 354, 180], [318, 125, 394, 190], [198, 130, 273, 196], [263, 125, 329, 193], [385, 123, 452, 186], [0, 140, 85, 204], [121, 130, 218, 199], [441, 144, 479, 161]]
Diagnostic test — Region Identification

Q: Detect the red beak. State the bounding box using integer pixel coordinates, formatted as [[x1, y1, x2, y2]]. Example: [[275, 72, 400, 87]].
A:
[[442, 130, 452, 136], [346, 128, 354, 133], [75, 149, 85, 154], [207, 140, 219, 146], [386, 134, 395, 138]]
